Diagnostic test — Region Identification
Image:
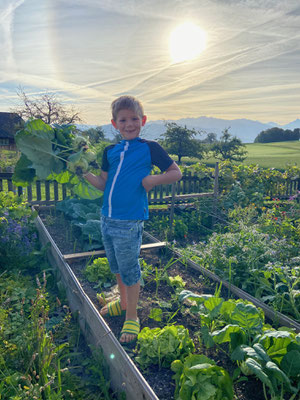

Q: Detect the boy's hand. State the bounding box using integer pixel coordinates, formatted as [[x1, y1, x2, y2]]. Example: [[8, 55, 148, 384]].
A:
[[142, 175, 156, 192]]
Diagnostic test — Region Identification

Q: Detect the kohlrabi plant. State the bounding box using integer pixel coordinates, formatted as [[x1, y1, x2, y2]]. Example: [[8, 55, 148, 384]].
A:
[[12, 119, 101, 199]]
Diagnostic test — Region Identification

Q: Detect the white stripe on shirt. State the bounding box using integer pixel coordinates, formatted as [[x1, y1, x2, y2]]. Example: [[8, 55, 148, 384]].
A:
[[108, 141, 129, 217]]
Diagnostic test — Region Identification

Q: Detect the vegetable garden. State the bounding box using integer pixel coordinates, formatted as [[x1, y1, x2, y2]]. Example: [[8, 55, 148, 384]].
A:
[[0, 119, 299, 400]]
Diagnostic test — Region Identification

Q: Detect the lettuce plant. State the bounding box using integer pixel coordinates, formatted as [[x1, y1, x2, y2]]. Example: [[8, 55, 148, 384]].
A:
[[136, 325, 195, 369], [84, 258, 115, 288], [171, 354, 233, 400]]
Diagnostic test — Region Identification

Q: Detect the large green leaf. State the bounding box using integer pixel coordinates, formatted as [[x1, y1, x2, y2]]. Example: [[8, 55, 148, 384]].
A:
[[204, 297, 223, 318], [244, 358, 274, 391], [231, 302, 263, 333], [178, 290, 213, 304], [220, 300, 236, 322], [212, 324, 246, 346], [281, 350, 300, 377], [48, 170, 72, 184], [265, 361, 291, 385], [15, 119, 64, 179], [72, 180, 102, 200], [12, 154, 36, 186], [253, 343, 271, 363], [75, 220, 101, 241], [258, 331, 294, 363]]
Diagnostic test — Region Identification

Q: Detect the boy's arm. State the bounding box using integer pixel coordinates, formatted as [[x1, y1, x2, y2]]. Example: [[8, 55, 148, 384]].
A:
[[142, 162, 182, 192], [83, 170, 108, 191]]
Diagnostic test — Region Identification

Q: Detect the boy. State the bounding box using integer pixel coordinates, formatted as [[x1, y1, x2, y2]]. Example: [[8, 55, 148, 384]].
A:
[[83, 95, 182, 345]]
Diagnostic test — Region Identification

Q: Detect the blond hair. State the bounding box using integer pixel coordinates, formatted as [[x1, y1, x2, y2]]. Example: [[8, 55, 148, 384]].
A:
[[111, 95, 144, 120]]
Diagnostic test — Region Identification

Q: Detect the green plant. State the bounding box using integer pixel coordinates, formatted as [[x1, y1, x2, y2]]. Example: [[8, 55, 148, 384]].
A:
[[140, 258, 154, 281], [56, 197, 103, 251], [136, 325, 195, 369], [84, 257, 115, 288], [167, 275, 186, 289], [171, 354, 234, 400], [148, 258, 177, 297], [0, 192, 39, 270], [12, 119, 101, 199], [231, 333, 300, 400]]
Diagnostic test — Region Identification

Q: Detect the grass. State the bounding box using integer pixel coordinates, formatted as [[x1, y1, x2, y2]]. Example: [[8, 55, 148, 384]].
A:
[[177, 141, 300, 170], [243, 141, 300, 169]]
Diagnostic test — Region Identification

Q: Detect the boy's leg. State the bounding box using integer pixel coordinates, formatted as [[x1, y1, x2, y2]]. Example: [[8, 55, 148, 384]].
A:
[[120, 280, 140, 343], [101, 217, 143, 342], [100, 273, 127, 316]]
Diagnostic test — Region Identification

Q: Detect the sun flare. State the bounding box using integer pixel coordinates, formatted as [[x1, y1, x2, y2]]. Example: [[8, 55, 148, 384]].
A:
[[169, 22, 206, 63]]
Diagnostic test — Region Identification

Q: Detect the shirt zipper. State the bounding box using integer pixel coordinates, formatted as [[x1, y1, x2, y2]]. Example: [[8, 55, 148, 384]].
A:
[[108, 141, 129, 217]]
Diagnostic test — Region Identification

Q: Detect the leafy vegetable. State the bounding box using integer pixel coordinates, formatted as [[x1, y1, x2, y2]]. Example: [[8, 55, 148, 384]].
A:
[[136, 325, 195, 369], [231, 340, 299, 399], [12, 119, 101, 199], [171, 354, 234, 400], [56, 197, 103, 251], [84, 257, 115, 287]]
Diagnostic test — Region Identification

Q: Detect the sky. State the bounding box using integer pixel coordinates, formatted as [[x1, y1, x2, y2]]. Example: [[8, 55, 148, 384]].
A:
[[1, 0, 300, 126]]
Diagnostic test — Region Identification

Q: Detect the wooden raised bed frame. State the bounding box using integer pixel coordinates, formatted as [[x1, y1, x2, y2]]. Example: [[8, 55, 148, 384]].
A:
[[35, 213, 160, 400]]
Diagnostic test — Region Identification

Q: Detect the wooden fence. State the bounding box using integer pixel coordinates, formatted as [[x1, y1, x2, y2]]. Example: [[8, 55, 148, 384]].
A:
[[0, 170, 217, 205], [0, 166, 299, 205]]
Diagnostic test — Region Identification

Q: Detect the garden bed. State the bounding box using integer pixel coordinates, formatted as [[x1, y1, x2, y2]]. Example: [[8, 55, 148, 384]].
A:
[[34, 206, 296, 400]]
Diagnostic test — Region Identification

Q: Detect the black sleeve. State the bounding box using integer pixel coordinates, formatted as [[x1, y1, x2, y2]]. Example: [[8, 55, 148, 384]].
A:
[[101, 145, 114, 172], [147, 141, 174, 172]]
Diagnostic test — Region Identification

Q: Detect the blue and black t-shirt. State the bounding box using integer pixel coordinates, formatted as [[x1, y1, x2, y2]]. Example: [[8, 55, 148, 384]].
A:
[[101, 137, 173, 220]]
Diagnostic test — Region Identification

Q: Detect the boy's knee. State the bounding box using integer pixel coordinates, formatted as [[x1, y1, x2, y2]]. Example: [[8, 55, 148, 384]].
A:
[[121, 268, 141, 286]]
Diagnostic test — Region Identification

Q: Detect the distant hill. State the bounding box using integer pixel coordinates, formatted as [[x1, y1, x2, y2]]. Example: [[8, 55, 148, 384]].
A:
[[77, 117, 300, 143]]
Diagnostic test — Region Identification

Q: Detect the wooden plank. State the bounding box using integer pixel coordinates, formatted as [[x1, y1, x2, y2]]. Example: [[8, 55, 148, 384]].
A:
[[7, 179, 13, 192], [36, 181, 41, 201], [54, 181, 59, 201], [164, 192, 214, 200], [169, 183, 176, 228], [27, 185, 32, 202], [63, 241, 167, 262], [35, 214, 159, 400], [45, 181, 50, 201], [62, 183, 67, 200]]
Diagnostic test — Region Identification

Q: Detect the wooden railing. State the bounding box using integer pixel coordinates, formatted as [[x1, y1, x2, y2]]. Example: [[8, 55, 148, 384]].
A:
[[0, 172, 72, 204], [0, 170, 217, 205], [1, 165, 299, 205]]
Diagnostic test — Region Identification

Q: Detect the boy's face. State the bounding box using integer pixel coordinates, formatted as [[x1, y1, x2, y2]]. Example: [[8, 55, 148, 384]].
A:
[[111, 109, 147, 141]]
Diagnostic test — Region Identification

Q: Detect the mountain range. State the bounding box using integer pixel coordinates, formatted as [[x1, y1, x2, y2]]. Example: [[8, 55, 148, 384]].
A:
[[77, 117, 300, 143]]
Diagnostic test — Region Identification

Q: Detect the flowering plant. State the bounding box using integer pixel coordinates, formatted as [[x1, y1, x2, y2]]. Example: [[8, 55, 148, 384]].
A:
[[0, 192, 38, 269]]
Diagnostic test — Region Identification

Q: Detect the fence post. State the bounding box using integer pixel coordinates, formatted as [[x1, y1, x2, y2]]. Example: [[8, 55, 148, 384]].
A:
[[212, 162, 219, 226], [169, 183, 176, 229]]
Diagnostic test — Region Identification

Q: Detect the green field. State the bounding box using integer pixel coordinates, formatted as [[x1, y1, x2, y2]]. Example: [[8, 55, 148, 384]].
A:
[[243, 141, 300, 169], [180, 141, 300, 170]]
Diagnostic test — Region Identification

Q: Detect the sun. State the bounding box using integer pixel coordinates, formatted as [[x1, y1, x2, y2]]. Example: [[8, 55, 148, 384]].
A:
[[169, 22, 206, 63]]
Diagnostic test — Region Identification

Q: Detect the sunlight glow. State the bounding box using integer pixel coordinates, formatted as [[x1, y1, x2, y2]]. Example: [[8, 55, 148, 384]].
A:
[[169, 22, 206, 63]]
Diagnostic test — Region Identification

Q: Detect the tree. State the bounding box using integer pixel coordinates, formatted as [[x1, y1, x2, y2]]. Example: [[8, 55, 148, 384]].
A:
[[11, 87, 82, 125], [254, 127, 300, 143], [211, 128, 247, 162], [202, 132, 217, 144], [160, 122, 204, 164], [84, 126, 105, 144]]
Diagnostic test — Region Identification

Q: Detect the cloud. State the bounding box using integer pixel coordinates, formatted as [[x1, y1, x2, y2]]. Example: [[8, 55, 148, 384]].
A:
[[0, 0, 26, 71]]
